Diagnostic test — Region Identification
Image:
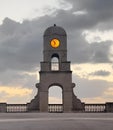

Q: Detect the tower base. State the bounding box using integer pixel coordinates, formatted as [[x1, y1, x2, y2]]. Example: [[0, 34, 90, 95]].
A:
[[27, 84, 85, 112]]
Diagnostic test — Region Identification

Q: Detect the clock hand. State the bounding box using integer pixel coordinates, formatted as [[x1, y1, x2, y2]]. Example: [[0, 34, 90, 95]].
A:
[[53, 40, 56, 45]]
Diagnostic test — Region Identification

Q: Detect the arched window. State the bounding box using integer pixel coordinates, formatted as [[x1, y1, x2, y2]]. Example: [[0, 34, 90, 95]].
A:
[[51, 54, 59, 71]]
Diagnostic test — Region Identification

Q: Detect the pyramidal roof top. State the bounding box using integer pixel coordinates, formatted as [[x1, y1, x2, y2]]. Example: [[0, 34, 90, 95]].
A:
[[44, 24, 66, 36]]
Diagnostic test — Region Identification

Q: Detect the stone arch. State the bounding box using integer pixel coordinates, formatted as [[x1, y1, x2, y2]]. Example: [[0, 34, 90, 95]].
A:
[[51, 53, 59, 59], [48, 83, 63, 90]]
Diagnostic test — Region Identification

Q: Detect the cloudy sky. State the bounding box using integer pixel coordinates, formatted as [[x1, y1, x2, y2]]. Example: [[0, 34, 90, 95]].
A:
[[0, 0, 113, 104]]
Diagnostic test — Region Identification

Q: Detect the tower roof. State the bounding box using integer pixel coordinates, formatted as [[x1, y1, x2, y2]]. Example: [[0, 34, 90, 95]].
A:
[[44, 24, 66, 36]]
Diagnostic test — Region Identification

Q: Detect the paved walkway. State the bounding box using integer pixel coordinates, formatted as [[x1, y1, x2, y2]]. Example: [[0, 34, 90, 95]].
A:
[[0, 113, 113, 130]]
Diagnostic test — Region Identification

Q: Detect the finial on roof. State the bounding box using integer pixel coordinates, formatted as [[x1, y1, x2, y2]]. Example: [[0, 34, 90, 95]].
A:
[[54, 24, 56, 26]]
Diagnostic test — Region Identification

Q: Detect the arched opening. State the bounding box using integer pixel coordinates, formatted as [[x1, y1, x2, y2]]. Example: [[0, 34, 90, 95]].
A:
[[48, 85, 62, 104], [51, 54, 59, 71], [48, 85, 63, 112]]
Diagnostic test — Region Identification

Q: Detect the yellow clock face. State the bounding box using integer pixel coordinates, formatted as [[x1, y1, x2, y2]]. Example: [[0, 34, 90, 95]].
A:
[[50, 38, 60, 48]]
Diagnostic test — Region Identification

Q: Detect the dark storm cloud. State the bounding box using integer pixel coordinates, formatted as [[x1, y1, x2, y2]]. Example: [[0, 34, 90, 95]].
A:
[[0, 18, 43, 72], [66, 0, 113, 20], [68, 31, 112, 63], [89, 70, 111, 77], [0, 69, 37, 88], [65, 0, 113, 30]]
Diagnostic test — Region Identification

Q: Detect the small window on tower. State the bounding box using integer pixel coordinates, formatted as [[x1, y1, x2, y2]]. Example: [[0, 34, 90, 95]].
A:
[[51, 56, 59, 71]]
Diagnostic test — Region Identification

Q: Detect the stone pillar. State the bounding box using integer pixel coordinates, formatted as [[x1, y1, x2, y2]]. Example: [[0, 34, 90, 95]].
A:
[[0, 103, 7, 112], [63, 91, 72, 112], [105, 102, 113, 112], [39, 91, 48, 112]]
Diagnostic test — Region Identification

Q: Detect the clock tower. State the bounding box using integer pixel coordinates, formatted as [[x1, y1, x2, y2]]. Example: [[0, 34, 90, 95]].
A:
[[28, 24, 84, 112]]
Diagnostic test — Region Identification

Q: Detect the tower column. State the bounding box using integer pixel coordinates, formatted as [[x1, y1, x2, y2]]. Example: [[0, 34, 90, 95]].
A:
[[39, 91, 48, 112], [63, 91, 73, 112]]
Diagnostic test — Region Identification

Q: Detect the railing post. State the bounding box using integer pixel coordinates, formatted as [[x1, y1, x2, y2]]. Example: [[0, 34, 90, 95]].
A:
[[0, 103, 7, 112], [105, 102, 113, 112]]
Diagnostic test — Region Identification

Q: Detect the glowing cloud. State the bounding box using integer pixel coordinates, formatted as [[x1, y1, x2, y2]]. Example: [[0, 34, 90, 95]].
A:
[[0, 86, 32, 103], [83, 30, 113, 43]]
